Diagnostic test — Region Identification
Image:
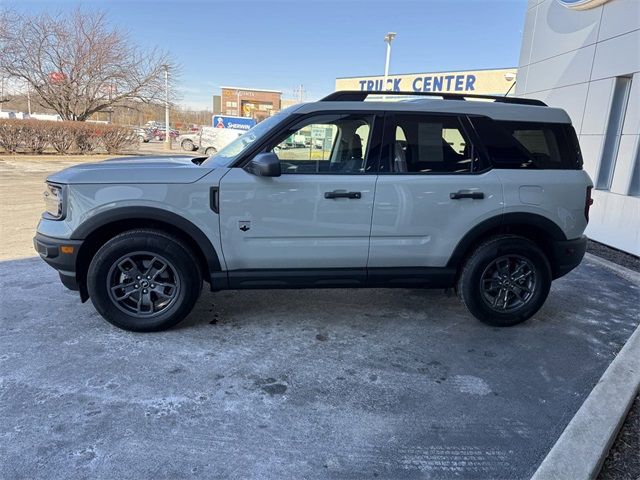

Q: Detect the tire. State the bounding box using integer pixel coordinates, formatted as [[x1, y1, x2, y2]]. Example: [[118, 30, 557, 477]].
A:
[[181, 139, 195, 151], [204, 147, 217, 156], [457, 235, 551, 327], [87, 229, 202, 332]]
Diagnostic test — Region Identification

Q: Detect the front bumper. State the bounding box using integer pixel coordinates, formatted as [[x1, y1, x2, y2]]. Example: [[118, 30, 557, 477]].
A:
[[33, 233, 83, 291], [551, 235, 588, 279]]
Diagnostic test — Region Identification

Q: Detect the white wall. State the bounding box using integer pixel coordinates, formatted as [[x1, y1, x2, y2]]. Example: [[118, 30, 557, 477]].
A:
[[517, 0, 640, 255]]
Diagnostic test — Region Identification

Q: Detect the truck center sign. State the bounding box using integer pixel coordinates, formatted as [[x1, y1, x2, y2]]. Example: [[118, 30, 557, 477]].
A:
[[335, 68, 517, 95]]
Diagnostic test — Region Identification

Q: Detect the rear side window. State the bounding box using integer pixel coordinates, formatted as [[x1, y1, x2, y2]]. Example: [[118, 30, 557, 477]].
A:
[[470, 117, 582, 170], [380, 114, 480, 174]]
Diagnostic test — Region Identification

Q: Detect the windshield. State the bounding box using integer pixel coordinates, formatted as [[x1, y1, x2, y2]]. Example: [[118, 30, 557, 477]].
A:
[[202, 112, 289, 167]]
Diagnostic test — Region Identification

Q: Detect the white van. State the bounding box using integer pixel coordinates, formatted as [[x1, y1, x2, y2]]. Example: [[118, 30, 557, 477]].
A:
[[177, 126, 243, 155]]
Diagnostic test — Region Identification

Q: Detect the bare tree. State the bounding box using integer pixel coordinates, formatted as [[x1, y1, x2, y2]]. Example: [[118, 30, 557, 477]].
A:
[[0, 8, 178, 121]]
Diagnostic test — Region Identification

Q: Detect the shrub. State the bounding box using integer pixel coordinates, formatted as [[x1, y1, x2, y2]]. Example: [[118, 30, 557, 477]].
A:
[[0, 120, 22, 153], [0, 118, 137, 155], [75, 125, 103, 153], [101, 125, 137, 153], [48, 122, 76, 154], [21, 120, 50, 154]]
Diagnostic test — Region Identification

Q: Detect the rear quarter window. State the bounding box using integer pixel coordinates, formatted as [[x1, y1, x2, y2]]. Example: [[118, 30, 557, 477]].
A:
[[470, 117, 582, 170]]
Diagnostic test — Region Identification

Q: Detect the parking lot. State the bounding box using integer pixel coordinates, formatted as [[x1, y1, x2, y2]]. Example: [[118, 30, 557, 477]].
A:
[[1, 155, 639, 479]]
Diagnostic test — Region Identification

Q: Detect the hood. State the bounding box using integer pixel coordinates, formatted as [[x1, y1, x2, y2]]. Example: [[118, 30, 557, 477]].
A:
[[47, 155, 213, 185]]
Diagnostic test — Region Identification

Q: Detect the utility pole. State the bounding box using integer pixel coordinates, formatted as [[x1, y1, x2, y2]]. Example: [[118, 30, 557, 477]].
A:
[[294, 84, 306, 103], [108, 85, 112, 123], [164, 65, 170, 150], [383, 32, 396, 100], [0, 76, 4, 112], [27, 87, 31, 115]]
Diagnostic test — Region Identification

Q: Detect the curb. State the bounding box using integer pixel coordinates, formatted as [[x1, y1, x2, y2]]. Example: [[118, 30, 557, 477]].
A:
[[584, 252, 640, 285], [532, 257, 640, 480]]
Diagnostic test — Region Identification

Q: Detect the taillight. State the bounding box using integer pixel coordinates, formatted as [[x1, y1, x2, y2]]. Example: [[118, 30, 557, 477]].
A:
[[585, 186, 594, 222]]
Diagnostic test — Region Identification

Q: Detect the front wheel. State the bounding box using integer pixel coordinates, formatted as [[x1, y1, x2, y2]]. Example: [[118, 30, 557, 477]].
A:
[[457, 235, 551, 327], [204, 147, 217, 156], [87, 229, 202, 332], [181, 139, 195, 151]]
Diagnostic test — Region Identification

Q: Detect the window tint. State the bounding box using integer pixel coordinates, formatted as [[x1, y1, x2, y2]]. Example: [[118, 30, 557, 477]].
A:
[[470, 117, 582, 170], [269, 114, 374, 174], [383, 114, 477, 174]]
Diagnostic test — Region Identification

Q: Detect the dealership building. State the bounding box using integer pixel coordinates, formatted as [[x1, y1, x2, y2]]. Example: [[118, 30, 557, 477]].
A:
[[517, 0, 639, 255]]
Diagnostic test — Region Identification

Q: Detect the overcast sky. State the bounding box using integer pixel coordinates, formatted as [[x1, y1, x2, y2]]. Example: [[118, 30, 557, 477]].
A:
[[10, 0, 528, 110]]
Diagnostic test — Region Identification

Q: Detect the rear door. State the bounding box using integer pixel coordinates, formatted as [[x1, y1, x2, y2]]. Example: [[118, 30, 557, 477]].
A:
[[369, 112, 504, 269], [219, 113, 381, 274]]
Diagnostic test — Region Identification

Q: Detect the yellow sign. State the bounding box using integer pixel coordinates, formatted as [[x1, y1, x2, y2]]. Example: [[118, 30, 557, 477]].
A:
[[335, 68, 517, 95]]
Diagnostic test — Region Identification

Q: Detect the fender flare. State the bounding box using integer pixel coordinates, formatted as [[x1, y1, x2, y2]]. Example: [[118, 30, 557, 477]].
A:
[[71, 206, 222, 273], [447, 212, 567, 268]]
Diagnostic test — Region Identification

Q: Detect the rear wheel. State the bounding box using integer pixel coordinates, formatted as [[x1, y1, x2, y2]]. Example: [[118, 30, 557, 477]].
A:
[[457, 235, 551, 327], [204, 147, 217, 156], [87, 229, 202, 332]]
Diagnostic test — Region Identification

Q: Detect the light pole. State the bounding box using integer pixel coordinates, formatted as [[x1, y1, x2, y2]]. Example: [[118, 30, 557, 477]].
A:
[[163, 65, 170, 150], [504, 72, 517, 97], [383, 32, 396, 99]]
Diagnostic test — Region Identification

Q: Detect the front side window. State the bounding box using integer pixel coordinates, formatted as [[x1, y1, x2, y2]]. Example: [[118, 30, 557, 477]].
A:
[[268, 114, 375, 174], [202, 111, 287, 167], [382, 114, 477, 174]]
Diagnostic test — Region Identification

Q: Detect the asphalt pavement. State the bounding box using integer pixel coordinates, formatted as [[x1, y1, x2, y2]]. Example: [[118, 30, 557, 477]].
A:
[[1, 256, 638, 479]]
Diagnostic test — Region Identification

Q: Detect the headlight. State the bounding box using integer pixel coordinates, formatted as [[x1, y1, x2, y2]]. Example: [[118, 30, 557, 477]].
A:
[[43, 183, 65, 219]]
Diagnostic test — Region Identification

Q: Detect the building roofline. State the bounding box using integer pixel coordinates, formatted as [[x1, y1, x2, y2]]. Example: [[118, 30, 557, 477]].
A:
[[220, 86, 283, 94], [335, 67, 517, 80]]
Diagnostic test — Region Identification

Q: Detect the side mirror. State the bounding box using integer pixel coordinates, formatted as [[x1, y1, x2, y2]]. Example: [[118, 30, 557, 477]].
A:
[[245, 152, 281, 177]]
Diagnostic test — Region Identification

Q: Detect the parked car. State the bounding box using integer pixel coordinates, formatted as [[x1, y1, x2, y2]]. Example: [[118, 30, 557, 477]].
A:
[[177, 126, 243, 155], [151, 127, 179, 141], [144, 121, 165, 130], [134, 127, 151, 143], [34, 91, 592, 332]]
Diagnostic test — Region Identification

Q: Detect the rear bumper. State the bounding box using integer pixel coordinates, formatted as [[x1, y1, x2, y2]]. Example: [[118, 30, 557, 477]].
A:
[[33, 233, 83, 291], [551, 235, 587, 279]]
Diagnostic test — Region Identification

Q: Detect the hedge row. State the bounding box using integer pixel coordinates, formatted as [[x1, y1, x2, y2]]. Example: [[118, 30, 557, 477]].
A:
[[0, 119, 138, 154]]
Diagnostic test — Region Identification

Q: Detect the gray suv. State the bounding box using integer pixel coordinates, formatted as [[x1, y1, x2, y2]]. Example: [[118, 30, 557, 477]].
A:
[[34, 91, 592, 332]]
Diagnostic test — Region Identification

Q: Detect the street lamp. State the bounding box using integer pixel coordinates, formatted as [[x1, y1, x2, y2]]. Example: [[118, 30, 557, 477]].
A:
[[383, 32, 397, 99], [163, 64, 170, 150]]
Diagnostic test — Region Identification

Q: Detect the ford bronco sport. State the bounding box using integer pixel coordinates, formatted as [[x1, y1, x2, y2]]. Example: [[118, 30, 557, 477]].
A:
[[34, 91, 592, 332]]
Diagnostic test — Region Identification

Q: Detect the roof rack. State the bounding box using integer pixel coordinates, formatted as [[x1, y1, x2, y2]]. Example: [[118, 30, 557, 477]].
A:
[[321, 90, 547, 107]]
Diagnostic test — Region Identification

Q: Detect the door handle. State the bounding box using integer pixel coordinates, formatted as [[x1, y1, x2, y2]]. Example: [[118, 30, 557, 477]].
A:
[[324, 191, 362, 199], [450, 190, 484, 200], [210, 187, 219, 213]]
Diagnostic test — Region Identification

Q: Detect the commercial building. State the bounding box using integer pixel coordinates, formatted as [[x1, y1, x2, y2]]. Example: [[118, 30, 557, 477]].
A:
[[219, 86, 282, 122], [335, 68, 518, 95], [517, 0, 639, 255]]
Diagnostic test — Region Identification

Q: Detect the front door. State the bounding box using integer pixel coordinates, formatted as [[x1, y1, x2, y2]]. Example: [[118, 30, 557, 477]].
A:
[[219, 113, 381, 281], [369, 112, 504, 269]]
